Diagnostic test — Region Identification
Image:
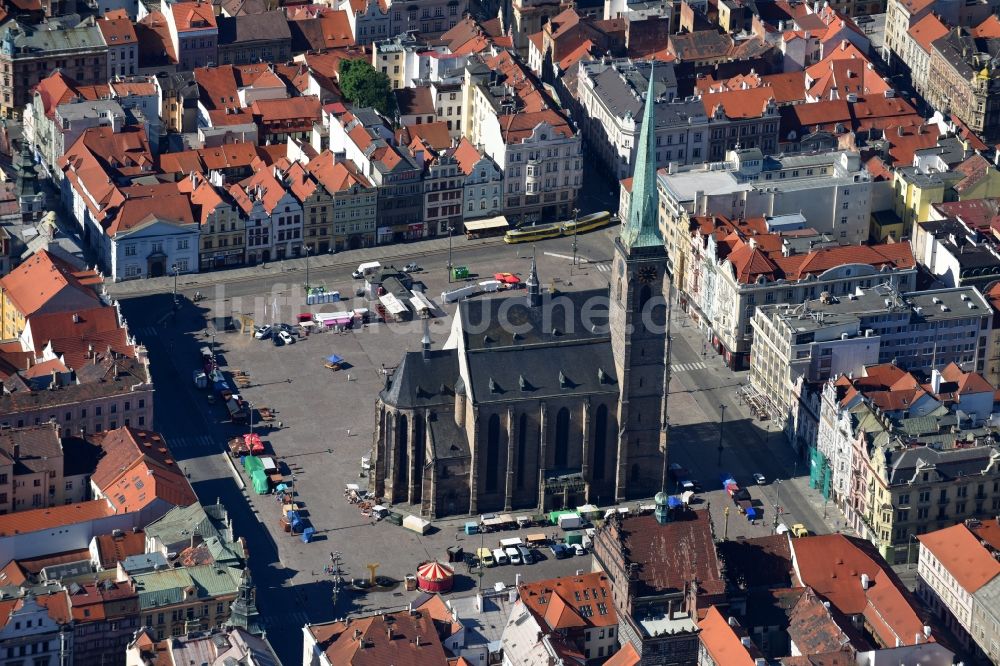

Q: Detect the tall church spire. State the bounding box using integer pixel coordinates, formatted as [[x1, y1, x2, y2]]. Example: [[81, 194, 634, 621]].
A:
[[226, 568, 263, 635], [526, 246, 541, 306], [621, 62, 664, 251]]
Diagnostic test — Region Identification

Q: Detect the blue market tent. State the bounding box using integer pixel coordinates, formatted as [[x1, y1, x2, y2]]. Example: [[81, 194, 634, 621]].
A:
[[326, 354, 344, 364]]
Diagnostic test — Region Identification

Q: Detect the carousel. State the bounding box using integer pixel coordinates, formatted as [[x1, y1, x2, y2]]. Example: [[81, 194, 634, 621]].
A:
[[415, 561, 454, 593]]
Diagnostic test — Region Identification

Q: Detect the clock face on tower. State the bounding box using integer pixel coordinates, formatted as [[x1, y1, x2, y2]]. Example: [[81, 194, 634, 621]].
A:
[[637, 266, 658, 284]]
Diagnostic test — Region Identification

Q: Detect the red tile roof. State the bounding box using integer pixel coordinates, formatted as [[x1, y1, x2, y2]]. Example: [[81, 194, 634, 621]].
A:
[[395, 85, 435, 116], [26, 305, 134, 369], [699, 607, 760, 666], [0, 500, 114, 537], [908, 13, 948, 52], [93, 530, 146, 568], [91, 427, 196, 513], [306, 151, 373, 192], [884, 123, 940, 166], [170, 1, 218, 31], [792, 534, 932, 649], [451, 137, 485, 176], [918, 524, 1000, 594], [251, 96, 321, 123], [604, 642, 640, 666], [0, 250, 101, 319], [97, 15, 137, 46], [499, 110, 573, 144], [701, 87, 775, 119], [601, 509, 725, 600], [308, 607, 452, 665], [405, 121, 451, 152], [520, 572, 618, 631]]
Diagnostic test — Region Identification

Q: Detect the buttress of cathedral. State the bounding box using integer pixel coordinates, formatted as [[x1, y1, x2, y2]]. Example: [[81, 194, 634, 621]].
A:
[[370, 66, 670, 518]]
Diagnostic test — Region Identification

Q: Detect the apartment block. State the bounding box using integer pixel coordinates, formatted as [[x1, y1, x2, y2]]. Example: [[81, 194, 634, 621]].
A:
[[917, 521, 1000, 659], [750, 284, 994, 433]]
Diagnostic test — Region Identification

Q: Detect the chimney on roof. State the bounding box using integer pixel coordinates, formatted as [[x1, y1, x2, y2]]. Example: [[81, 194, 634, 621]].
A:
[[72, 313, 80, 323]]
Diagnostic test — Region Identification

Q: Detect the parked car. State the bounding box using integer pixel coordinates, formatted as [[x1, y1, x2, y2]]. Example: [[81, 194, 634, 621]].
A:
[[403, 262, 421, 273], [549, 543, 570, 559], [492, 548, 509, 565], [476, 548, 495, 567], [254, 325, 272, 340], [791, 524, 810, 538], [352, 269, 364, 279], [571, 543, 587, 556], [753, 473, 767, 485], [505, 546, 522, 565], [517, 545, 533, 564], [278, 330, 295, 345]]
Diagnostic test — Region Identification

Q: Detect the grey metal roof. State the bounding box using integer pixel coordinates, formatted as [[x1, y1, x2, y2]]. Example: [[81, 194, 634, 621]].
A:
[[466, 339, 618, 405], [380, 349, 460, 409], [458, 288, 610, 352], [585, 61, 700, 129], [428, 410, 469, 461], [217, 11, 291, 45], [2, 20, 105, 56], [887, 444, 999, 486]]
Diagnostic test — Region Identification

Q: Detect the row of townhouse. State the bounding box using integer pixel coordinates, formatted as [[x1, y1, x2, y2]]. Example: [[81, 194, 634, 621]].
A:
[[575, 58, 783, 180], [883, 0, 1000, 142], [809, 360, 1000, 566], [917, 520, 1000, 663], [58, 122, 383, 278], [749, 281, 994, 451]]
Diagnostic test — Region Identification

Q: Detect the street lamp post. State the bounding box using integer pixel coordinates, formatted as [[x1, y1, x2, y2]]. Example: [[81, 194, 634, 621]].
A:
[[304, 245, 311, 294], [907, 533, 919, 570], [171, 263, 179, 308], [447, 222, 453, 284], [717, 404, 726, 466], [571, 207, 579, 274], [773, 479, 781, 533]]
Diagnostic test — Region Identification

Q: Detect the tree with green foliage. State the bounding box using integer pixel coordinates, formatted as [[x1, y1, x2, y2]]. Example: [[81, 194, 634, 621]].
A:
[[339, 59, 398, 119]]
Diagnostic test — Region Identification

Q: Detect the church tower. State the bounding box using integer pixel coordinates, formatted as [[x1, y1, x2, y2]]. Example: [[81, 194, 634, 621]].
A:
[[609, 63, 669, 502], [225, 568, 263, 636]]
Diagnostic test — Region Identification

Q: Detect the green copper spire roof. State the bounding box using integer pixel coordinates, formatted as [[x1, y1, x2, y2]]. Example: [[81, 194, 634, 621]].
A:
[[621, 62, 664, 251]]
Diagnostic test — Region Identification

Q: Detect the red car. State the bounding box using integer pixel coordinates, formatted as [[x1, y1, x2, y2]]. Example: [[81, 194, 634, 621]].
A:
[[493, 272, 521, 285]]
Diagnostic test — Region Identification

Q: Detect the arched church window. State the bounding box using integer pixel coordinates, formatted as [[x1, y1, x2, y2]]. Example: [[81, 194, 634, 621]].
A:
[[396, 414, 408, 484], [554, 407, 570, 468], [593, 404, 608, 481], [517, 413, 527, 489], [486, 413, 500, 492]]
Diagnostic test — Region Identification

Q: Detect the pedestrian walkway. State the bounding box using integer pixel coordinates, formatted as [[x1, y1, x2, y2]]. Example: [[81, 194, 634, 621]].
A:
[[105, 235, 503, 298], [133, 326, 160, 339], [260, 609, 311, 630], [672, 361, 706, 373], [164, 434, 217, 453], [590, 262, 611, 272]]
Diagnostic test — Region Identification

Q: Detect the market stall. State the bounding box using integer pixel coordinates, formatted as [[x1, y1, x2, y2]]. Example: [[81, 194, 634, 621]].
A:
[[416, 561, 454, 593]]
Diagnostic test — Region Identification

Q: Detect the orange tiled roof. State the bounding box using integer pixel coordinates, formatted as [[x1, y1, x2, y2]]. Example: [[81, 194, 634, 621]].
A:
[[792, 534, 932, 649], [171, 1, 218, 31], [92, 427, 196, 513], [451, 138, 484, 176], [701, 87, 775, 119], [306, 152, 372, 193], [909, 13, 949, 51], [499, 109, 573, 144], [0, 501, 113, 537], [604, 642, 640, 666], [97, 15, 137, 46], [520, 572, 618, 631], [699, 607, 759, 666], [0, 250, 101, 319], [918, 524, 1000, 593]]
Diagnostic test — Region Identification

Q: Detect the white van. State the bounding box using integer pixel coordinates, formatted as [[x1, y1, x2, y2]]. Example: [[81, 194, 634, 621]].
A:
[[505, 546, 522, 565], [492, 548, 509, 565], [353, 261, 381, 279]]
